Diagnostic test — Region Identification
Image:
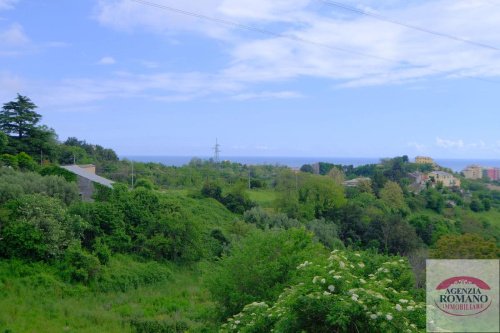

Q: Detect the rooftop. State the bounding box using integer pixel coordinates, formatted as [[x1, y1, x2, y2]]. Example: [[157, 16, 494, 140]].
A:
[[61, 165, 114, 188]]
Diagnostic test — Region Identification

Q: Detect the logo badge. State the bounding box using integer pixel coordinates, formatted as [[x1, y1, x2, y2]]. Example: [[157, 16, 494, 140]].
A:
[[427, 260, 499, 332], [433, 276, 492, 316]]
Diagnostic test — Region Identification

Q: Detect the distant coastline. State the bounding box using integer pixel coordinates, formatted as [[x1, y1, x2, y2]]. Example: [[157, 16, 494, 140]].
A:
[[122, 156, 500, 172]]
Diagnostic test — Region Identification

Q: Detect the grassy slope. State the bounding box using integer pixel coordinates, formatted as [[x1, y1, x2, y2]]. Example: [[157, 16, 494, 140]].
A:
[[0, 192, 234, 332], [246, 189, 277, 211], [0, 259, 217, 333]]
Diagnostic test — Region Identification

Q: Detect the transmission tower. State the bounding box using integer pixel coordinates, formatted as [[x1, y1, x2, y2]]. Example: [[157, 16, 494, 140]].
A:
[[213, 138, 221, 163]]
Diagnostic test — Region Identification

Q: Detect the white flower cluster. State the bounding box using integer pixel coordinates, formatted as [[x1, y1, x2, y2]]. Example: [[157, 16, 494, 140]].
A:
[[297, 260, 312, 269]]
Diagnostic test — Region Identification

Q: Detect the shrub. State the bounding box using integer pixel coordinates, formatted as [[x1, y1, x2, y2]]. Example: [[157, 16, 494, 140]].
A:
[[205, 228, 324, 318], [0, 194, 86, 261], [60, 243, 101, 284], [221, 250, 425, 333], [431, 233, 499, 259], [39, 165, 77, 182], [0, 168, 79, 205]]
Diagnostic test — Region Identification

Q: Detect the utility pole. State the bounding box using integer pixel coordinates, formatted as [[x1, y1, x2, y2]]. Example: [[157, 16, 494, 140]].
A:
[[40, 149, 43, 166], [131, 161, 135, 189], [73, 154, 76, 165], [248, 168, 251, 189]]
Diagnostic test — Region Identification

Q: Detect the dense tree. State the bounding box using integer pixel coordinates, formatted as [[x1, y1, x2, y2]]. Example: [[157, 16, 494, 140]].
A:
[[0, 131, 7, 152], [0, 194, 86, 261], [0, 94, 40, 139], [432, 234, 499, 259], [300, 164, 314, 173], [297, 174, 346, 220], [327, 166, 345, 185], [379, 181, 408, 215]]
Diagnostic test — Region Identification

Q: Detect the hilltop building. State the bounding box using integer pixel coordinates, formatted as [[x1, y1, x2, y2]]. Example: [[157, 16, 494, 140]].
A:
[[485, 167, 500, 181], [408, 172, 428, 192], [61, 164, 114, 201], [415, 156, 435, 165], [343, 177, 371, 188], [428, 171, 460, 188], [462, 165, 483, 180]]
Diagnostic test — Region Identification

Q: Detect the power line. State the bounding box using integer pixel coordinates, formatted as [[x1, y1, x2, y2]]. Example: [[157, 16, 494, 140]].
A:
[[319, 0, 500, 51], [129, 0, 500, 84], [129, 0, 407, 65]]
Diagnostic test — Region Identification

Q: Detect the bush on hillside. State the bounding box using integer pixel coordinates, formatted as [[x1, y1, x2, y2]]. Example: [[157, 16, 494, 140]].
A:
[[205, 228, 324, 318], [221, 250, 425, 333]]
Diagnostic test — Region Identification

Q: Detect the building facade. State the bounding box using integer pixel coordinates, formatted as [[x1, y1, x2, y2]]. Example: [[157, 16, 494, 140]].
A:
[[462, 165, 483, 180], [428, 171, 461, 188], [485, 167, 500, 181], [415, 156, 435, 165]]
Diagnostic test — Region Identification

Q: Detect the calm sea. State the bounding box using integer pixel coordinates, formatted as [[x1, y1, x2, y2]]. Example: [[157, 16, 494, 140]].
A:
[[123, 156, 500, 172]]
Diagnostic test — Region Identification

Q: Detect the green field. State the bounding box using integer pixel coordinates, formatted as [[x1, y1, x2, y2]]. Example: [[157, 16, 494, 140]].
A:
[[0, 259, 217, 333], [246, 189, 277, 210]]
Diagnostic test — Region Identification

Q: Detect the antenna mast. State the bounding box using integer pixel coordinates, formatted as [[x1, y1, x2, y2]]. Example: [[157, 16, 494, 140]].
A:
[[213, 138, 221, 164]]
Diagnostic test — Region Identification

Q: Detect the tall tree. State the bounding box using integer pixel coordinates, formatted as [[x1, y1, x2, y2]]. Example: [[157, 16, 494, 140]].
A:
[[0, 94, 41, 139], [0, 131, 7, 152]]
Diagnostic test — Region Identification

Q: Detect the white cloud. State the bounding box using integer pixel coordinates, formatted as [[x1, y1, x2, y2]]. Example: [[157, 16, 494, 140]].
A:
[[0, 0, 17, 10], [407, 141, 426, 152], [435, 137, 496, 152], [98, 56, 116, 65], [231, 90, 303, 101], [94, 0, 500, 87], [436, 137, 465, 149], [25, 70, 243, 108], [0, 23, 29, 45], [0, 72, 24, 101]]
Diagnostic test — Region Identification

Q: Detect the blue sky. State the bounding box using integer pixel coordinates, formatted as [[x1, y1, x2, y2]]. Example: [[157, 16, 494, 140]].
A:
[[1, 0, 500, 158]]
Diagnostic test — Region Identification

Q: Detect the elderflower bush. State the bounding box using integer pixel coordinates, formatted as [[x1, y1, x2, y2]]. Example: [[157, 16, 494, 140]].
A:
[[221, 250, 425, 333]]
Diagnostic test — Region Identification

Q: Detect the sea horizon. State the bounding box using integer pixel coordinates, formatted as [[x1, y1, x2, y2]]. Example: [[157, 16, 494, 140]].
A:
[[122, 155, 500, 172]]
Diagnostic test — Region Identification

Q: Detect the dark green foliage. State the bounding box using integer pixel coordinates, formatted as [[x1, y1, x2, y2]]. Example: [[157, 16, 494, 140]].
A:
[[249, 179, 266, 189], [0, 94, 40, 139], [205, 228, 324, 318], [424, 188, 445, 213], [92, 237, 111, 264], [40, 165, 77, 182], [63, 137, 118, 163], [408, 215, 456, 245], [0, 194, 86, 261], [70, 201, 130, 252], [60, 243, 101, 283], [367, 215, 421, 255], [201, 181, 223, 201], [221, 185, 255, 214], [300, 164, 314, 173], [0, 131, 7, 152], [469, 198, 484, 212]]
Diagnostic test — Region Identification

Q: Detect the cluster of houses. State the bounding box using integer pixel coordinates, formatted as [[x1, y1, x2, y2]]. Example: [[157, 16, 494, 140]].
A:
[[462, 164, 500, 181]]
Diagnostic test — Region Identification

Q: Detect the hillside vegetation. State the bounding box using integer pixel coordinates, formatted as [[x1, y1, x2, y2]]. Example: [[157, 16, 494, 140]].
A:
[[0, 95, 498, 332]]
